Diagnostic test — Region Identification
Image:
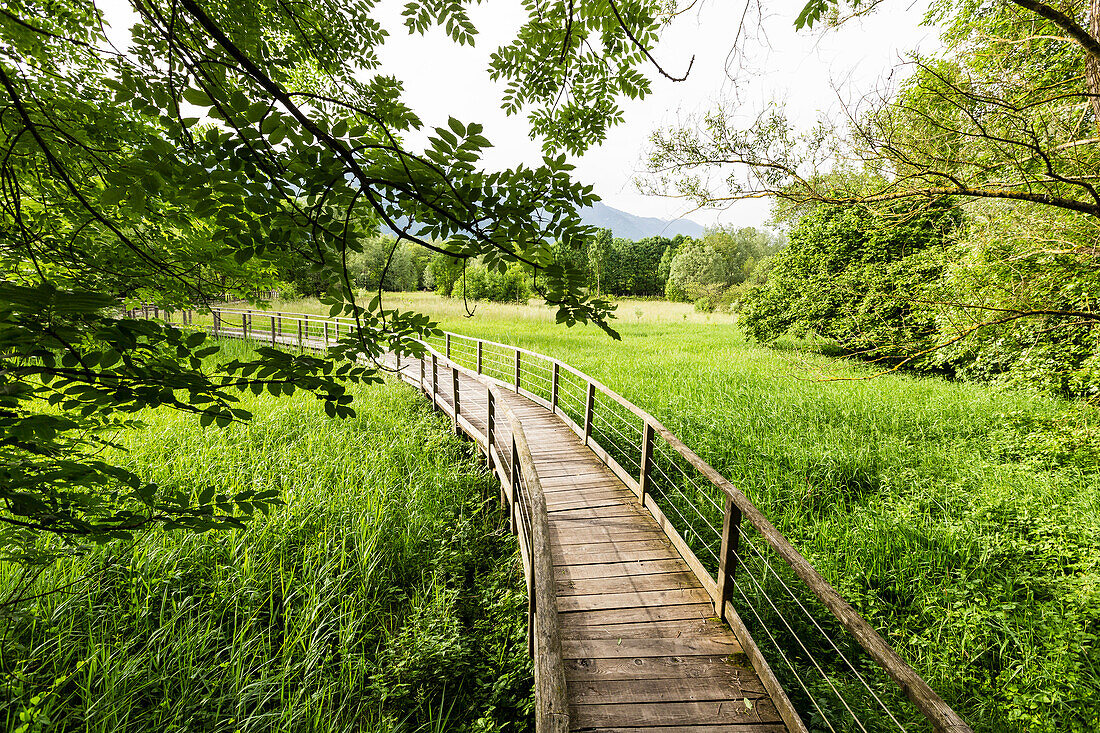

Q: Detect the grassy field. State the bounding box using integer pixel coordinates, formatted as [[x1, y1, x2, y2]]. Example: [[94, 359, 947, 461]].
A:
[[1, 340, 531, 733], [268, 293, 1098, 732]]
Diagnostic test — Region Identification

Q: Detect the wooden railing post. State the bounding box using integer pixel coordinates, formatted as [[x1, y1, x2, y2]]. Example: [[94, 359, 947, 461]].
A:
[[323, 321, 329, 347], [297, 318, 303, 349], [514, 349, 521, 393], [270, 315, 276, 346], [303, 315, 308, 347], [639, 421, 654, 506], [276, 314, 281, 336], [476, 341, 483, 374], [242, 313, 248, 339], [451, 365, 460, 434], [510, 436, 519, 533], [487, 387, 495, 473], [583, 381, 595, 445], [716, 496, 743, 619], [213, 310, 220, 335], [551, 362, 559, 413], [420, 357, 426, 393], [431, 353, 438, 411], [445, 333, 451, 359]]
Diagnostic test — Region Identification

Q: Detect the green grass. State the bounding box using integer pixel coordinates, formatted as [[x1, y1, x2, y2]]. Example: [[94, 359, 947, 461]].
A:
[[267, 293, 1098, 732], [1, 340, 532, 733]]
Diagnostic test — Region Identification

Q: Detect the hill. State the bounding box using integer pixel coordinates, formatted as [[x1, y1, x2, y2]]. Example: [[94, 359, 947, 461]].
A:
[[579, 202, 705, 239]]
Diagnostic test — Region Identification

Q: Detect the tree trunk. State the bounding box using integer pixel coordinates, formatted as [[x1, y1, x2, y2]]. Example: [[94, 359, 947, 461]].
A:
[[1087, 0, 1100, 130]]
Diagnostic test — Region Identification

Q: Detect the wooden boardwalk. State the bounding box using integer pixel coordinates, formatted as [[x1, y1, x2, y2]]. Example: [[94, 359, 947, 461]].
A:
[[398, 356, 787, 732], [184, 307, 972, 733]]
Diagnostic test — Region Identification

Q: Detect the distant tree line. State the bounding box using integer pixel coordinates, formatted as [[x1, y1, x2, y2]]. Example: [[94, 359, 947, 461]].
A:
[[275, 224, 787, 310]]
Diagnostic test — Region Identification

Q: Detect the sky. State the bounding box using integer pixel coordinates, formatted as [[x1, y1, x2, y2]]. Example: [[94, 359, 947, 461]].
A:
[[373, 0, 940, 228], [98, 0, 939, 229]]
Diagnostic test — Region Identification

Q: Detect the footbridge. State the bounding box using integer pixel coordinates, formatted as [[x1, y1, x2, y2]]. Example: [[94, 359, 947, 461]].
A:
[[148, 305, 972, 733]]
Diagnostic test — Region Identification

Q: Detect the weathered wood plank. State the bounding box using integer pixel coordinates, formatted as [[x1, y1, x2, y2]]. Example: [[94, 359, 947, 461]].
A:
[[557, 603, 715, 627], [585, 721, 792, 726], [554, 558, 691, 581], [563, 655, 760, 684], [553, 545, 679, 565], [569, 677, 768, 705], [555, 571, 699, 596], [562, 637, 741, 660], [557, 587, 712, 613], [568, 698, 782, 728]]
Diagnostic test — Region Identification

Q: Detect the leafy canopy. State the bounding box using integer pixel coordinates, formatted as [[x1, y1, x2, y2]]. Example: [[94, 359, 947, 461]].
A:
[[0, 0, 675, 557]]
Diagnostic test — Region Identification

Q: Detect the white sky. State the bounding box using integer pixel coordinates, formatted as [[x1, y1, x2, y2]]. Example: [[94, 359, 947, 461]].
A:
[[98, 0, 938, 228], [374, 0, 939, 227]]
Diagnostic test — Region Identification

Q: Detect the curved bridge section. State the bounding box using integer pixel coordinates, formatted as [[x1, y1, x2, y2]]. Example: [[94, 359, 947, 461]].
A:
[[152, 305, 974, 733]]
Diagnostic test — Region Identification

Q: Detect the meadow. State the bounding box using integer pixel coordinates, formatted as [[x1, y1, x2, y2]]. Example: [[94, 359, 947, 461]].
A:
[[268, 293, 1099, 732], [1, 340, 532, 733]]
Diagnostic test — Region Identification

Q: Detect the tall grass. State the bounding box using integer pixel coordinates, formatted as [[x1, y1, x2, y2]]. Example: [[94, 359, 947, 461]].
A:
[[263, 294, 1098, 733], [1, 340, 532, 733]]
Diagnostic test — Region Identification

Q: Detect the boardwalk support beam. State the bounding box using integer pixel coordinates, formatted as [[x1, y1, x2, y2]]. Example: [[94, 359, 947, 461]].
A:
[[451, 366, 460, 434]]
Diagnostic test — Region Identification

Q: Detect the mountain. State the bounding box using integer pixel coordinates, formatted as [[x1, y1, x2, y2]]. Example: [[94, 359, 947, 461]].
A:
[[383, 202, 706, 241], [579, 202, 706, 240]]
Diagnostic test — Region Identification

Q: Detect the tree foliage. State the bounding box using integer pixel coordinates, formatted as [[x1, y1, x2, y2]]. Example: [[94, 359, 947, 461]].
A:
[[666, 226, 783, 305], [740, 200, 961, 367], [645, 0, 1100, 386], [0, 0, 676, 555]]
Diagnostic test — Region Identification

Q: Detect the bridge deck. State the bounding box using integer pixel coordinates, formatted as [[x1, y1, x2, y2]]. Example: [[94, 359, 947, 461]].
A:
[[400, 356, 787, 732], [210, 324, 789, 730]]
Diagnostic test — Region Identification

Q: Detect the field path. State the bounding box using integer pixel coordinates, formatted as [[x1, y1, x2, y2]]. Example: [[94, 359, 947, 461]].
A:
[[393, 354, 788, 732]]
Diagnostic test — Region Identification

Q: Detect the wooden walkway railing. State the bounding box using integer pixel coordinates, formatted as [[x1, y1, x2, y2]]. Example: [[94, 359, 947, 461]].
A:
[[145, 305, 974, 733]]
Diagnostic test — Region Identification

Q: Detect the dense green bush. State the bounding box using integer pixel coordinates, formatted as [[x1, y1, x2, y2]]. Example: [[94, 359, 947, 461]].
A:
[[740, 201, 961, 370], [450, 262, 532, 303], [347, 236, 429, 292]]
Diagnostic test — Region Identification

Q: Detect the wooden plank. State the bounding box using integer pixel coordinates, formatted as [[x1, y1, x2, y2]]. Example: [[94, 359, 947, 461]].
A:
[[552, 545, 678, 565], [569, 677, 769, 705], [554, 558, 689, 580], [557, 603, 714, 626], [538, 473, 620, 488], [555, 570, 701, 596], [550, 530, 668, 548], [548, 505, 649, 520], [585, 721, 792, 726], [563, 655, 761, 684], [568, 699, 782, 728], [557, 587, 711, 613], [544, 487, 628, 502], [551, 617, 739, 642], [544, 496, 628, 513], [562, 637, 740, 660], [550, 526, 667, 546]]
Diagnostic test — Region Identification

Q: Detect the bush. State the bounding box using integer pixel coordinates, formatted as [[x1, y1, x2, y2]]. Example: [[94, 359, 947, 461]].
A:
[[450, 262, 532, 303], [740, 201, 961, 370], [347, 236, 426, 292]]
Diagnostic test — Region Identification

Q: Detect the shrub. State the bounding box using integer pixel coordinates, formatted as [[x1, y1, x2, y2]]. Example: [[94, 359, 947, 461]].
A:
[[739, 201, 961, 371], [450, 262, 532, 303]]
